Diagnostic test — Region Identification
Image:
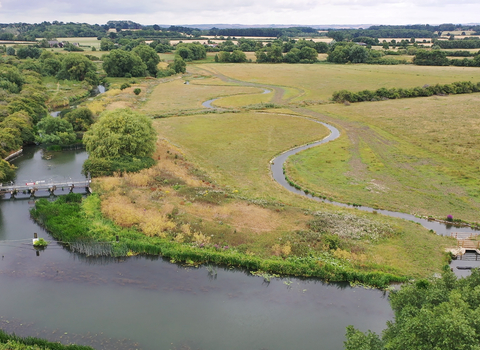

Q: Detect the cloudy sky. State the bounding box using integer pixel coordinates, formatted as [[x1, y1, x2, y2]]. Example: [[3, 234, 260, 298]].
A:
[[0, 0, 478, 26]]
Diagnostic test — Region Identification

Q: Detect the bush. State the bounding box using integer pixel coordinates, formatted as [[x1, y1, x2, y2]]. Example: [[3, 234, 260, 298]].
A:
[[134, 88, 141, 95], [333, 80, 480, 103], [82, 156, 155, 177], [120, 82, 130, 90]]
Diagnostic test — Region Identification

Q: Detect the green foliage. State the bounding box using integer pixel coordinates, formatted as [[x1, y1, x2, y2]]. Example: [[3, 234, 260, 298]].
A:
[[345, 270, 480, 350], [102, 49, 147, 77], [175, 43, 206, 61], [16, 46, 42, 59], [413, 49, 450, 66], [35, 115, 76, 145], [327, 43, 370, 64], [120, 82, 131, 90], [33, 238, 49, 247], [62, 107, 94, 132], [83, 108, 156, 159], [0, 65, 25, 93], [216, 50, 247, 63], [132, 44, 160, 76], [56, 53, 99, 85], [100, 38, 115, 51], [0, 127, 22, 158], [82, 155, 155, 177], [344, 326, 384, 350], [133, 88, 141, 95], [332, 81, 480, 103], [156, 68, 176, 78], [0, 159, 16, 183], [31, 194, 406, 288], [169, 56, 186, 74], [1, 111, 35, 143], [0, 329, 93, 350]]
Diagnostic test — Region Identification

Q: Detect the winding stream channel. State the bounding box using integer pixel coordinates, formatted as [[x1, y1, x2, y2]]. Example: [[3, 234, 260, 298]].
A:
[[203, 91, 480, 237]]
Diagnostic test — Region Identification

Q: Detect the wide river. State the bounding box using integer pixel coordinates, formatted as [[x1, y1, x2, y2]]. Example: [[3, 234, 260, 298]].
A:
[[0, 146, 393, 349]]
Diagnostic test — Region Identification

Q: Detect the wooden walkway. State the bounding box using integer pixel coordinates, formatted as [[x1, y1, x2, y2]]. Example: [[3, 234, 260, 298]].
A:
[[0, 179, 91, 197], [451, 232, 480, 257]]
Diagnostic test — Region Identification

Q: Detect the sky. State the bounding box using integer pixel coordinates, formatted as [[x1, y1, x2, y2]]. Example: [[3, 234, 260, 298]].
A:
[[0, 0, 478, 26]]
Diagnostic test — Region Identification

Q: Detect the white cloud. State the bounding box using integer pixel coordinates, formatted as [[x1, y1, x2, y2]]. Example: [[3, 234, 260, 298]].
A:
[[0, 0, 479, 25]]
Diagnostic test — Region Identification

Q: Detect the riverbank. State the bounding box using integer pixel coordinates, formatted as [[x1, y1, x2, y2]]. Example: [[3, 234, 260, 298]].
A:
[[0, 330, 93, 350], [30, 135, 452, 289]]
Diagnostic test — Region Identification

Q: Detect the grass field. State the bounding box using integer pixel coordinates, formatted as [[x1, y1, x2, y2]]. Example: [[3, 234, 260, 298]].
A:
[[85, 109, 452, 279], [140, 75, 265, 115], [202, 63, 480, 102], [67, 58, 467, 280], [285, 93, 480, 221]]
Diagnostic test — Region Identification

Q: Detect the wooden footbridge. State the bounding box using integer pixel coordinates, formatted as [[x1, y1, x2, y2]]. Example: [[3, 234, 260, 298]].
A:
[[450, 232, 480, 261], [0, 179, 91, 197]]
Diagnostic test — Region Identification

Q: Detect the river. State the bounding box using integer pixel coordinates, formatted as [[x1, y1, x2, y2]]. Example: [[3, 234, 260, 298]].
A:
[[0, 146, 393, 349]]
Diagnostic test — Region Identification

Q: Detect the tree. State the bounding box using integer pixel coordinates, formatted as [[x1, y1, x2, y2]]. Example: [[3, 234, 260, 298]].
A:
[[6, 47, 15, 56], [344, 270, 480, 350], [100, 38, 115, 51], [16, 46, 41, 59], [0, 112, 34, 143], [299, 46, 318, 62], [83, 109, 156, 159], [56, 53, 99, 84], [102, 49, 147, 77], [0, 159, 16, 183], [35, 115, 76, 145], [132, 44, 160, 76], [62, 107, 94, 132], [230, 50, 247, 63], [41, 58, 62, 76], [266, 44, 283, 63], [169, 56, 186, 74]]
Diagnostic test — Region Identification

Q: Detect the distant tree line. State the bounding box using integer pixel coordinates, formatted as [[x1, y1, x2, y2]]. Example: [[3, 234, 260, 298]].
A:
[[434, 38, 480, 49], [207, 27, 320, 38], [413, 49, 480, 67]]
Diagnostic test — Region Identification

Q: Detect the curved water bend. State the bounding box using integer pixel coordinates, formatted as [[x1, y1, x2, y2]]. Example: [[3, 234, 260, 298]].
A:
[[270, 119, 480, 236], [202, 89, 271, 109]]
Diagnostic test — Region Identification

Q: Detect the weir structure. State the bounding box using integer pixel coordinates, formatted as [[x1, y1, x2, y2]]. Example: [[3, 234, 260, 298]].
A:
[[0, 179, 91, 198]]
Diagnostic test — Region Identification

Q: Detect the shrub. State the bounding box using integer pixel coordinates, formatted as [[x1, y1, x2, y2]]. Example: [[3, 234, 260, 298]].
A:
[[120, 82, 130, 90], [134, 88, 141, 95]]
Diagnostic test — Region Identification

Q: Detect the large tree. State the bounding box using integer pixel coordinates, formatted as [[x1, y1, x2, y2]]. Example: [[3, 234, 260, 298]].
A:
[[102, 49, 147, 77], [56, 53, 99, 84], [35, 115, 76, 145], [83, 109, 156, 159], [132, 44, 160, 76]]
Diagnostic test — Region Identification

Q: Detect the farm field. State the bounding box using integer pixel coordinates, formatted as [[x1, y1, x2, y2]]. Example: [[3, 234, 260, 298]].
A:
[[287, 93, 480, 221], [201, 63, 480, 102], [116, 110, 450, 278]]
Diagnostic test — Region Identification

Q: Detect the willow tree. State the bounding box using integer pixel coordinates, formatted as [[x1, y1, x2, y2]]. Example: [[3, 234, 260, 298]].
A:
[[84, 109, 155, 159], [83, 109, 156, 176]]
